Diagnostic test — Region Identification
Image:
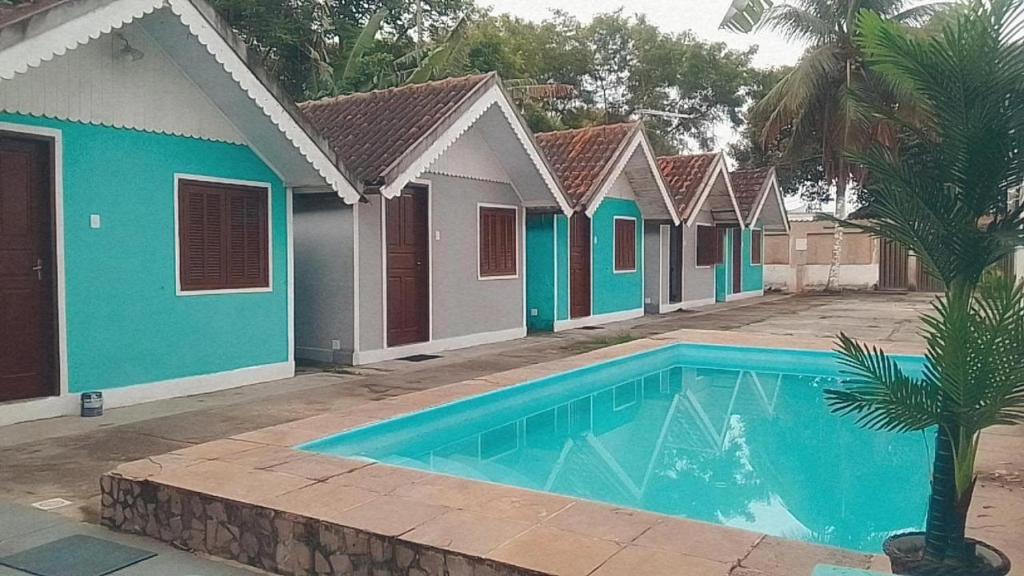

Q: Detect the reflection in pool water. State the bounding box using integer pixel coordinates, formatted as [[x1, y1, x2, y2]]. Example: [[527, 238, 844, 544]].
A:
[[303, 344, 931, 553]]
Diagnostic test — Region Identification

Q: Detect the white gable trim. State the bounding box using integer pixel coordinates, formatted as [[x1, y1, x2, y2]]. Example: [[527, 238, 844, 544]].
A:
[[167, 0, 358, 202], [0, 0, 359, 203], [380, 83, 571, 215], [0, 0, 164, 80], [684, 153, 745, 229], [584, 130, 679, 225]]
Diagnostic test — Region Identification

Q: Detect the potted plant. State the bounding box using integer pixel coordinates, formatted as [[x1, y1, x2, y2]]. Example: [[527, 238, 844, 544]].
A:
[[823, 1, 1024, 574]]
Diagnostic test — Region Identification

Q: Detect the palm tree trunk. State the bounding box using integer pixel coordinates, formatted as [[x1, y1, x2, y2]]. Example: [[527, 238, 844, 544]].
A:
[[824, 176, 847, 291], [924, 423, 965, 562]]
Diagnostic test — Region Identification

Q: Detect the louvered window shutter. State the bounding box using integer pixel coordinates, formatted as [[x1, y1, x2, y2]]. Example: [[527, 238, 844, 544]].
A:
[[479, 207, 517, 277], [614, 219, 636, 271], [179, 180, 269, 291]]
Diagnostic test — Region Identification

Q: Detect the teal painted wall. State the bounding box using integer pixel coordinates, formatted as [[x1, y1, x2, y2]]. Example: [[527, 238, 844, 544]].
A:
[[526, 199, 643, 330], [555, 215, 570, 321], [592, 198, 644, 315], [1, 114, 290, 393], [742, 227, 764, 292], [526, 213, 556, 331]]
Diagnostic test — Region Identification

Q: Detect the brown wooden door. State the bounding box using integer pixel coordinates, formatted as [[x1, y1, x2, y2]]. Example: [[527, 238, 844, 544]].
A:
[[731, 228, 742, 294], [386, 187, 430, 347], [0, 135, 55, 402], [569, 213, 591, 319], [668, 225, 683, 304]]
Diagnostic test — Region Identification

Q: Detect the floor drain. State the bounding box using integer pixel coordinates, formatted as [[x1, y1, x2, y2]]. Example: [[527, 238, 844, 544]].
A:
[[31, 498, 72, 511]]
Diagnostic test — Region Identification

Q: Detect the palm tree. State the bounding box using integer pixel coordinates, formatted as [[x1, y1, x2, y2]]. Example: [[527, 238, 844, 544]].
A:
[[725, 0, 946, 290], [824, 1, 1024, 572]]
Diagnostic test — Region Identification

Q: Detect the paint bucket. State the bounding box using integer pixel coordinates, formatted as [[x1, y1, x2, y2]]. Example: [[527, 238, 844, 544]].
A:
[[80, 391, 103, 417]]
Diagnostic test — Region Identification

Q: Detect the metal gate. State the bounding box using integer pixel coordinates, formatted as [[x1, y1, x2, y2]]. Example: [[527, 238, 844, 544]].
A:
[[878, 238, 909, 291]]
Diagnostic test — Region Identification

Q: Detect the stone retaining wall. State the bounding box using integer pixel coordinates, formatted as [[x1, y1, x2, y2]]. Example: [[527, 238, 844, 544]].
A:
[[101, 474, 542, 576]]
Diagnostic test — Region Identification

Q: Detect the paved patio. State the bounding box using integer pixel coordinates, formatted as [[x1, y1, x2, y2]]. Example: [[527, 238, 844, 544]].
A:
[[1, 292, 1020, 575]]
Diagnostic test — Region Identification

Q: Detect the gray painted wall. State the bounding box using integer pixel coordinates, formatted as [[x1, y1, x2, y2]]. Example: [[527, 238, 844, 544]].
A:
[[684, 205, 717, 304], [357, 196, 385, 352], [643, 223, 670, 313], [294, 194, 356, 363], [356, 174, 525, 354]]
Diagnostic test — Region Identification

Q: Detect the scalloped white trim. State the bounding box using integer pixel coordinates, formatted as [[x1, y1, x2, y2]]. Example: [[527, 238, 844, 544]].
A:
[[584, 129, 679, 225], [381, 83, 571, 215], [167, 0, 358, 203], [0, 0, 358, 202], [0, 0, 164, 80]]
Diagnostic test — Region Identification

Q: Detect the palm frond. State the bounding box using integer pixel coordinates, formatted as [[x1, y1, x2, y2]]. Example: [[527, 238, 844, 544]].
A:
[[341, 7, 389, 85], [824, 333, 941, 432]]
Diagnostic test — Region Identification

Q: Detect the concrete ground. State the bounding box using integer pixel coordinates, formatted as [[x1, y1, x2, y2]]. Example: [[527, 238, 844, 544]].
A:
[[0, 502, 262, 575], [3, 291, 1020, 574]]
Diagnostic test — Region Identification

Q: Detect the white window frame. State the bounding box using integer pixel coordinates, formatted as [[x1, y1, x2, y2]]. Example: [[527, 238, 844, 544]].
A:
[[612, 215, 638, 274], [173, 173, 274, 296], [477, 202, 521, 281], [750, 227, 764, 266]]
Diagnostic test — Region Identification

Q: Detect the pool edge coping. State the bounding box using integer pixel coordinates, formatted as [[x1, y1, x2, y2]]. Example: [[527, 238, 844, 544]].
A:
[[102, 329, 913, 575]]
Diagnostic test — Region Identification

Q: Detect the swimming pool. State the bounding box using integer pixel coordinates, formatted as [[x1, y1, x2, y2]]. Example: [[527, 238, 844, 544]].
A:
[[302, 343, 932, 553]]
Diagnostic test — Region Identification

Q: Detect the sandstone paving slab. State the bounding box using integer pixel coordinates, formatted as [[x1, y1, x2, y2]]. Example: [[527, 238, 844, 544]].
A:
[[589, 544, 734, 576], [152, 459, 314, 504], [487, 526, 622, 576], [328, 495, 449, 537], [265, 453, 368, 481], [633, 519, 763, 565], [402, 509, 534, 557], [169, 438, 263, 460], [739, 536, 872, 576], [542, 501, 659, 544], [219, 444, 306, 469], [262, 481, 378, 523], [328, 463, 431, 495]]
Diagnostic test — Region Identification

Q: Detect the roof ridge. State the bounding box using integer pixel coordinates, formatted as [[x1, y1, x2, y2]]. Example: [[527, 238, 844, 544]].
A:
[[298, 72, 494, 108], [535, 121, 639, 139]]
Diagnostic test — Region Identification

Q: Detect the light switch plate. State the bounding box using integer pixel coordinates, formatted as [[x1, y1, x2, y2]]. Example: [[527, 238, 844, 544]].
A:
[[90, 214, 101, 229]]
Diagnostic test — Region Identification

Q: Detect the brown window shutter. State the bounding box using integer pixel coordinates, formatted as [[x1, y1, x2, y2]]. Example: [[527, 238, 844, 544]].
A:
[[614, 219, 636, 271], [479, 207, 517, 277], [697, 225, 719, 267], [751, 229, 763, 264], [179, 179, 269, 292]]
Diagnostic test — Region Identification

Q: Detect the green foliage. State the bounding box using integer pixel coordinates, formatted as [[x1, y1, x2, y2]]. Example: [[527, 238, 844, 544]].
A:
[[824, 0, 1024, 564]]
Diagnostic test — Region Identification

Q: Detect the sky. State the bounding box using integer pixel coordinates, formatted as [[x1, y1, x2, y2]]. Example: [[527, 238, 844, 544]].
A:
[[481, 0, 807, 69]]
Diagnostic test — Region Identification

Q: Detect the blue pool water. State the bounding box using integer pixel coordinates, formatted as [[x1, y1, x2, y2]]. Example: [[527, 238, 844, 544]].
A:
[[303, 343, 932, 553]]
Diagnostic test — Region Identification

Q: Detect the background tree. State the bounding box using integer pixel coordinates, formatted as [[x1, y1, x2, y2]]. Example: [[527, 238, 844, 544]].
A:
[[725, 0, 947, 290]]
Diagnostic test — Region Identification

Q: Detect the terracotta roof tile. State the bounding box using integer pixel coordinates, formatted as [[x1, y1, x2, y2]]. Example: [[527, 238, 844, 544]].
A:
[[730, 167, 773, 221], [657, 153, 719, 217], [299, 74, 492, 185], [534, 123, 637, 207]]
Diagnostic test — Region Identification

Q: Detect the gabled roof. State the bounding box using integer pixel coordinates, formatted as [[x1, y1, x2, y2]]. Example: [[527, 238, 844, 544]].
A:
[[299, 73, 571, 213], [730, 166, 790, 232], [657, 152, 718, 218], [300, 74, 490, 187], [657, 151, 743, 227], [535, 123, 635, 207], [535, 122, 677, 223], [0, 0, 360, 201]]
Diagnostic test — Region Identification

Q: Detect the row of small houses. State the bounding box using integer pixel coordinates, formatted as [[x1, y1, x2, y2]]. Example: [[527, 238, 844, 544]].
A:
[[0, 0, 787, 425]]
